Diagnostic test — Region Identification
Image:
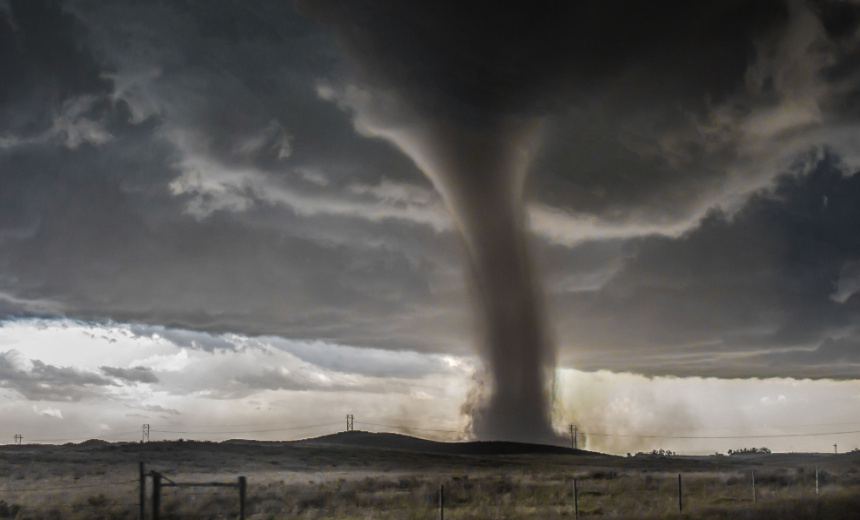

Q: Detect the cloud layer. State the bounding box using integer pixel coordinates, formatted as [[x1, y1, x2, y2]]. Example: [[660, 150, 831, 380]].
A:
[[1, 0, 860, 382]]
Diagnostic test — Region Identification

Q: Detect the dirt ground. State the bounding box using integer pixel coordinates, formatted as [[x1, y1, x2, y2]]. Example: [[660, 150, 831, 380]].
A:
[[0, 432, 858, 519]]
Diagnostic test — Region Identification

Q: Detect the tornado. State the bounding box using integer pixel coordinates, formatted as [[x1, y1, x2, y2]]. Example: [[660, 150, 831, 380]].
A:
[[389, 118, 557, 442], [298, 0, 787, 444], [296, 0, 566, 442]]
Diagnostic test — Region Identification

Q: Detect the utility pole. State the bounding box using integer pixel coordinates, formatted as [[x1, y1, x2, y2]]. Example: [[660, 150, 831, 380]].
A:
[[346, 414, 354, 432], [142, 424, 150, 443], [13, 434, 22, 445], [570, 425, 578, 449], [834, 443, 838, 454]]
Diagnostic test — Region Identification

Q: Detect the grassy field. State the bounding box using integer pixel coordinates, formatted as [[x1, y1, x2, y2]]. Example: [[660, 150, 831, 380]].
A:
[[0, 434, 858, 519]]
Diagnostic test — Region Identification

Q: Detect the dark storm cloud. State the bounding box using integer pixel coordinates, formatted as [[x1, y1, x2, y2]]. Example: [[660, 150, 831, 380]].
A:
[[0, 0, 467, 354], [100, 365, 158, 384], [0, 0, 109, 132], [297, 0, 787, 125], [527, 0, 860, 230], [0, 350, 114, 401], [299, 0, 812, 231], [552, 152, 860, 377], [2, 0, 860, 386]]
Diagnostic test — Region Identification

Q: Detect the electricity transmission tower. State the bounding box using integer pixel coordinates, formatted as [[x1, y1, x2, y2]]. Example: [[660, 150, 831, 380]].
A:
[[346, 414, 354, 432], [142, 424, 150, 443], [13, 434, 22, 445], [570, 425, 578, 449]]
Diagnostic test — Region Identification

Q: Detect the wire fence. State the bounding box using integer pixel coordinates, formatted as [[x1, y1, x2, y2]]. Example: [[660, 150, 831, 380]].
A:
[[3, 419, 860, 519], [0, 461, 857, 519]]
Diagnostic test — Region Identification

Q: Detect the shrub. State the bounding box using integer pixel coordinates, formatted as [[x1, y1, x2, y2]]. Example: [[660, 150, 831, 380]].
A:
[[0, 501, 20, 519], [86, 494, 107, 507]]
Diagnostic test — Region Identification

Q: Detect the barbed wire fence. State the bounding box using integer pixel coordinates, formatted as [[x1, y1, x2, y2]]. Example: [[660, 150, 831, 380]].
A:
[[0, 419, 858, 518], [0, 458, 849, 519]]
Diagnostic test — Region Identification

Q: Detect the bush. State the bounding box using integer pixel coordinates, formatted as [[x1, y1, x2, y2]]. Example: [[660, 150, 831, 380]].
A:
[[86, 495, 108, 507], [0, 501, 20, 519]]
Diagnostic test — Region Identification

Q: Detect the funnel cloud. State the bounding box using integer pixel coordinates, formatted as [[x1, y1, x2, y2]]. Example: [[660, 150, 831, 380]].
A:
[[297, 0, 578, 441], [393, 118, 556, 442]]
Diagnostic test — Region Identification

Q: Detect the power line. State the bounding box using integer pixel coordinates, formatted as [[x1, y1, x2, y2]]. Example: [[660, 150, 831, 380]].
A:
[[27, 430, 141, 443], [13, 421, 341, 444], [11, 418, 860, 445], [581, 429, 860, 439], [18, 503, 139, 510], [150, 421, 342, 435], [3, 481, 137, 492], [357, 421, 463, 434], [607, 419, 860, 434], [360, 421, 860, 440]]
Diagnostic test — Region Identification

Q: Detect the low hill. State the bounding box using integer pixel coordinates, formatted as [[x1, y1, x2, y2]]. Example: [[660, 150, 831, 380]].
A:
[[296, 430, 586, 456]]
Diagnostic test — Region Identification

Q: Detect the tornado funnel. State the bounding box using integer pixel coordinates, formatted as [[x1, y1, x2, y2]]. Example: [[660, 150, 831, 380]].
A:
[[377, 118, 557, 443]]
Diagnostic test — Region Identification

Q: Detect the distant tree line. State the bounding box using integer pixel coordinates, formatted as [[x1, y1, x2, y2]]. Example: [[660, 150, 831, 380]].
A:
[[727, 447, 772, 455], [628, 449, 676, 457]]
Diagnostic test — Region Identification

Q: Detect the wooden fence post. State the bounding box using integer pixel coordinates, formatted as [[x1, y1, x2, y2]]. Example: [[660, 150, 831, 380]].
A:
[[815, 465, 819, 495], [151, 472, 161, 520], [751, 470, 756, 503], [678, 474, 682, 513], [239, 476, 246, 520], [139, 462, 146, 520]]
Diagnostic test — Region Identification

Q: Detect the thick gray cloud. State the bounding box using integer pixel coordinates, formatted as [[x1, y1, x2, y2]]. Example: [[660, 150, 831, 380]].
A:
[[0, 0, 468, 355], [298, 0, 787, 125], [127, 404, 180, 416], [123, 324, 452, 379], [128, 325, 238, 353], [100, 365, 158, 384], [551, 153, 860, 377], [266, 336, 451, 379], [1, 0, 860, 384], [233, 366, 354, 394], [0, 350, 115, 401]]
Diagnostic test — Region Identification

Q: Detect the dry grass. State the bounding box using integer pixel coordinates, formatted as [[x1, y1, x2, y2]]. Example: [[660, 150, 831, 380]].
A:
[[0, 440, 858, 519]]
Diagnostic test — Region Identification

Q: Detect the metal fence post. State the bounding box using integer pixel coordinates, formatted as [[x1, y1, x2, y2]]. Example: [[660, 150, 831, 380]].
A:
[[439, 483, 444, 520], [751, 470, 756, 503], [573, 479, 579, 520], [239, 476, 246, 520], [139, 462, 146, 520], [678, 474, 682, 512], [815, 465, 819, 495], [151, 472, 161, 520]]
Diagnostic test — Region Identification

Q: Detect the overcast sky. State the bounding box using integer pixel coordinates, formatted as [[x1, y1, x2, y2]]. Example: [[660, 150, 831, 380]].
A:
[[2, 0, 860, 454]]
